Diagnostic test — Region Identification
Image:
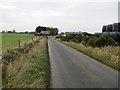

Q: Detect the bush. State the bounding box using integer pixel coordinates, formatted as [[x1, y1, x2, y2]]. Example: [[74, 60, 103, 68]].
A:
[[94, 34, 115, 47], [60, 34, 115, 48], [81, 36, 91, 46], [61, 34, 76, 42], [73, 34, 83, 43], [55, 35, 62, 38], [87, 36, 97, 47], [60, 36, 66, 41]]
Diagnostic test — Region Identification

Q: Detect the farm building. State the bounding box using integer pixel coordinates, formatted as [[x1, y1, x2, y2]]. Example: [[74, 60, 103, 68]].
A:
[[34, 31, 51, 36], [41, 31, 50, 34]]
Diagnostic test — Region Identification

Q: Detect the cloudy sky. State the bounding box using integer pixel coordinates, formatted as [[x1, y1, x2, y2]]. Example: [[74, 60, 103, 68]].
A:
[[0, 0, 119, 33]]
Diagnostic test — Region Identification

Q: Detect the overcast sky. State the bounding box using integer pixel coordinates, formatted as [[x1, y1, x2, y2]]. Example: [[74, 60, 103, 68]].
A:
[[0, 0, 119, 33]]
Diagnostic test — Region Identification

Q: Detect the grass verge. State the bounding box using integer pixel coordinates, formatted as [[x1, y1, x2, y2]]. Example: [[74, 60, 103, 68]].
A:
[[2, 38, 50, 88], [56, 39, 120, 71]]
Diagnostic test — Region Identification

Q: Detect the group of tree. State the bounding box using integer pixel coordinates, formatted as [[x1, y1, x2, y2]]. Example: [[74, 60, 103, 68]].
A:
[[35, 26, 58, 36], [58, 34, 115, 47], [2, 30, 16, 33], [1, 30, 35, 34]]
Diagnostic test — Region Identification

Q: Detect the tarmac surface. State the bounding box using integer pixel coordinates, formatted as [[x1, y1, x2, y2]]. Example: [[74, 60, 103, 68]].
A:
[[48, 38, 118, 88]]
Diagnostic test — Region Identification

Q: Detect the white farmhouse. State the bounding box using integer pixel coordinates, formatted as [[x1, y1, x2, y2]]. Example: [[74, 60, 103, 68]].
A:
[[41, 31, 50, 34]]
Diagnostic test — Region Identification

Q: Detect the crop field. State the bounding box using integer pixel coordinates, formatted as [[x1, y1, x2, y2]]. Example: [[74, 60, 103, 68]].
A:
[[2, 33, 34, 51]]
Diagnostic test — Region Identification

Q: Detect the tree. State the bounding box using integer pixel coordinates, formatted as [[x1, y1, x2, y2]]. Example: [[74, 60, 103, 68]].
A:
[[2, 31, 5, 33], [25, 31, 28, 33], [36, 26, 42, 33], [87, 36, 97, 47], [94, 34, 115, 47], [49, 28, 58, 36], [60, 34, 76, 42], [8, 31, 12, 33], [35, 26, 58, 36], [74, 34, 83, 43], [60, 32, 64, 35], [81, 36, 91, 45], [13, 30, 16, 33]]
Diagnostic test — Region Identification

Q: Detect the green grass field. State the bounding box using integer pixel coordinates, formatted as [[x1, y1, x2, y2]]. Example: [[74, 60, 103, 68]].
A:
[[2, 33, 34, 51]]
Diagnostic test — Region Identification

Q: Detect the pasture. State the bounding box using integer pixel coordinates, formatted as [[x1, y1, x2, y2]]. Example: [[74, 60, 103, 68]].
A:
[[2, 33, 34, 51]]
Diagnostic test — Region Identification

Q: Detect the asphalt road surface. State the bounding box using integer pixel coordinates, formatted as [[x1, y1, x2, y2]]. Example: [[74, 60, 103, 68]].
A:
[[48, 38, 118, 88]]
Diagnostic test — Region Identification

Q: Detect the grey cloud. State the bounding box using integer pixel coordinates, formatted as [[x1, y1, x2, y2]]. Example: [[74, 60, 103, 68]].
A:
[[0, 1, 118, 33]]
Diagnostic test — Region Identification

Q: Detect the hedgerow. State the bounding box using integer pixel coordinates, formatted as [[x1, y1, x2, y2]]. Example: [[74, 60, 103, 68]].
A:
[[59, 34, 115, 47]]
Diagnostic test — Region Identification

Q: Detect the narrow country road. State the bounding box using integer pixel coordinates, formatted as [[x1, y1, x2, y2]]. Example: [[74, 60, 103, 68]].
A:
[[48, 38, 118, 88]]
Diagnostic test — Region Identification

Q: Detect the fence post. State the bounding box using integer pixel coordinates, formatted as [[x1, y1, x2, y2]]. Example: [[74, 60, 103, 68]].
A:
[[32, 38, 34, 41], [18, 40, 20, 47]]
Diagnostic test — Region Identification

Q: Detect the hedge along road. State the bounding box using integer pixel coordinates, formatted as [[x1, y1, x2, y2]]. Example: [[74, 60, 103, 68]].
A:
[[48, 37, 118, 88]]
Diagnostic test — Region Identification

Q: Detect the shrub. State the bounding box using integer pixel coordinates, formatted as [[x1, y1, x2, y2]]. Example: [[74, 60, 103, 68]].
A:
[[87, 36, 97, 47], [81, 36, 91, 45], [60, 36, 66, 41], [55, 35, 61, 38], [94, 34, 115, 47], [61, 34, 76, 42], [73, 34, 83, 43]]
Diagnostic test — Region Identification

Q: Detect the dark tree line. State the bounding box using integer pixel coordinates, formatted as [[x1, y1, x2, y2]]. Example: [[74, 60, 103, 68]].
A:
[[2, 30, 16, 33], [35, 26, 58, 36]]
